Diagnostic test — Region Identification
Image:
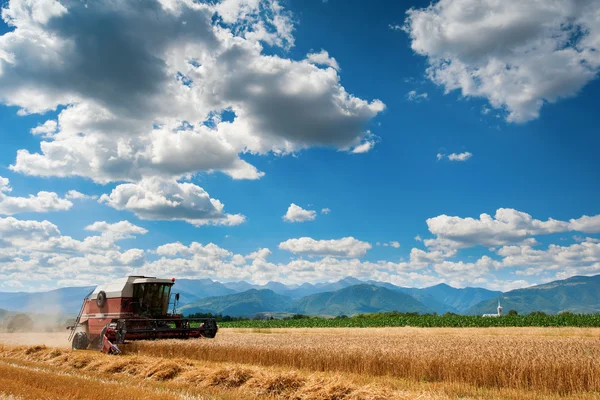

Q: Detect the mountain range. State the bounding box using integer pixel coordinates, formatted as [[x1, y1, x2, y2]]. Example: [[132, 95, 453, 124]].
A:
[[2, 275, 600, 317]]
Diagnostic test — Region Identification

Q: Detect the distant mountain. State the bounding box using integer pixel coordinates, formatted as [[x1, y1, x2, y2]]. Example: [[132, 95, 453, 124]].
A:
[[467, 275, 600, 315], [180, 289, 295, 317], [173, 279, 237, 304], [394, 288, 459, 314], [222, 281, 259, 292], [7, 274, 600, 318], [0, 287, 94, 315], [418, 284, 501, 313], [295, 284, 434, 316]]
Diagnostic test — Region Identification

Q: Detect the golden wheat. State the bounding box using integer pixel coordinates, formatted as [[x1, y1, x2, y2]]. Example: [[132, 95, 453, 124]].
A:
[[3, 328, 600, 399], [2, 342, 600, 400], [124, 327, 600, 394]]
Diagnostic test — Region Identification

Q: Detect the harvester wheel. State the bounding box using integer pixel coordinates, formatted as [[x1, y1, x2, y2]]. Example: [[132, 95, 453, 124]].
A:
[[96, 291, 107, 308], [72, 332, 89, 350], [202, 320, 218, 338]]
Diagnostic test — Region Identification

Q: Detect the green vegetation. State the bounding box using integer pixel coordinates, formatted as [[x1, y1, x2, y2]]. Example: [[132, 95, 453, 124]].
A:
[[217, 311, 600, 328]]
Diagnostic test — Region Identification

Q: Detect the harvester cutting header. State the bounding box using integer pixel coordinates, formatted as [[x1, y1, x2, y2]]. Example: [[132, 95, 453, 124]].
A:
[[68, 276, 218, 354]]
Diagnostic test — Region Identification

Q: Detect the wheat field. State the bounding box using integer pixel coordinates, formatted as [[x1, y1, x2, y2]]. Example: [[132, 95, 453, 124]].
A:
[[2, 327, 600, 399]]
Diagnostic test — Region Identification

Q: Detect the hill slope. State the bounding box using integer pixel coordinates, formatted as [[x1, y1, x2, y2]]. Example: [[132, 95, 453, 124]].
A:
[[295, 284, 433, 316], [180, 289, 295, 316], [467, 275, 600, 315]]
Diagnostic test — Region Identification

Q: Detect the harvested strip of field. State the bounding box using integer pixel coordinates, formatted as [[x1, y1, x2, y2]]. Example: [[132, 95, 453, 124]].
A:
[[125, 327, 600, 394], [2, 344, 599, 400], [0, 360, 183, 400], [0, 345, 443, 400]]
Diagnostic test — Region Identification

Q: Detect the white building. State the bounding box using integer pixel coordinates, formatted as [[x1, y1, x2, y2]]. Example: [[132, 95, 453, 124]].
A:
[[482, 300, 503, 317]]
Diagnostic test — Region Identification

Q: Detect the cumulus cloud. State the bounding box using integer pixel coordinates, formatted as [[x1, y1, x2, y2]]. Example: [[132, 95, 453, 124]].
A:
[[569, 215, 600, 234], [0, 215, 146, 287], [497, 241, 600, 278], [283, 203, 316, 223], [100, 178, 245, 227], [65, 190, 97, 200], [85, 221, 148, 240], [321, 208, 331, 215], [155, 241, 232, 259], [404, 0, 600, 122], [246, 248, 272, 260], [0, 176, 72, 215], [279, 237, 372, 258], [0, 176, 10, 192], [383, 241, 401, 248], [425, 208, 600, 249], [2, 211, 599, 291], [3, 0, 384, 187], [30, 119, 58, 137], [306, 50, 340, 71]]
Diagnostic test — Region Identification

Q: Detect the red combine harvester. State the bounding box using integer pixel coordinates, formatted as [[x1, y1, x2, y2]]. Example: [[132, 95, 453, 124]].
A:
[[68, 276, 218, 354]]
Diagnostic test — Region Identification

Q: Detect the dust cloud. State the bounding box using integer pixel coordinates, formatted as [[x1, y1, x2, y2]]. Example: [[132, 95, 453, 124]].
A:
[[0, 332, 70, 348]]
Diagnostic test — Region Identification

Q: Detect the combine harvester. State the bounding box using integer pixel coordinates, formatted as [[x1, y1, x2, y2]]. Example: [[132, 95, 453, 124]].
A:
[[68, 276, 218, 354]]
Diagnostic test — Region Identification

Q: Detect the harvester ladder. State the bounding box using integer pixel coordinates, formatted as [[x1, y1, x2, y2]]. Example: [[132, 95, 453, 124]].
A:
[[69, 289, 94, 342]]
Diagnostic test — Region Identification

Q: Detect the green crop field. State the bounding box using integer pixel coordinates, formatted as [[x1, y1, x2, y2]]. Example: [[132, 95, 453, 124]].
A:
[[215, 312, 600, 328]]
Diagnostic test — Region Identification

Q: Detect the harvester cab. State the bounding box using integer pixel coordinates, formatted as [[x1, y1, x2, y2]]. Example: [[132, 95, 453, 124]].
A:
[[68, 276, 218, 354]]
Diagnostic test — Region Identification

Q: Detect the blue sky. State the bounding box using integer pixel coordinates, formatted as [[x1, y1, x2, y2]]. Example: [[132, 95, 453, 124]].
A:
[[0, 0, 599, 292]]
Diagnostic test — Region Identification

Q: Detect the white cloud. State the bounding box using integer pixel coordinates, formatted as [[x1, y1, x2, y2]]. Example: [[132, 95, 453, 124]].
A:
[[321, 208, 331, 215], [407, 90, 428, 102], [437, 152, 472, 162], [414, 235, 422, 242], [448, 152, 472, 162], [3, 0, 384, 187], [278, 237, 372, 258], [1, 211, 599, 291], [497, 241, 600, 278], [433, 256, 498, 280], [155, 241, 232, 259], [388, 241, 401, 248], [65, 190, 97, 200], [283, 203, 316, 223], [0, 176, 10, 193], [100, 177, 245, 227], [569, 215, 600, 234], [425, 208, 600, 249], [573, 236, 600, 244], [351, 136, 377, 154], [0, 216, 61, 245], [404, 0, 600, 122], [246, 248, 272, 260], [0, 176, 72, 215], [30, 120, 57, 137], [85, 221, 148, 240], [306, 50, 340, 71], [389, 24, 402, 31], [0, 215, 146, 287]]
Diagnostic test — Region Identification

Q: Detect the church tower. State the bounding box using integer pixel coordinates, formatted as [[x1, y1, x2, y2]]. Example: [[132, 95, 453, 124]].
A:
[[497, 300, 503, 316]]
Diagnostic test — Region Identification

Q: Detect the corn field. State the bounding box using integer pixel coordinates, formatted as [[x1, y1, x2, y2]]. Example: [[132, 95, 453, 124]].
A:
[[218, 313, 600, 328]]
